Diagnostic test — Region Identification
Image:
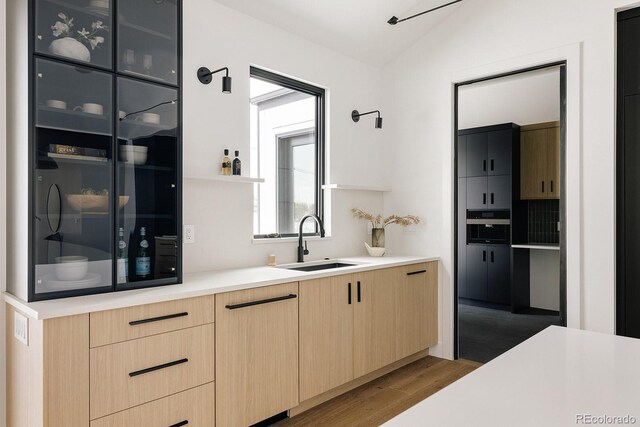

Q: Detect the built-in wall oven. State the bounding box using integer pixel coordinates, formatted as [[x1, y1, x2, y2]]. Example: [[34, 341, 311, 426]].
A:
[[466, 210, 510, 245]]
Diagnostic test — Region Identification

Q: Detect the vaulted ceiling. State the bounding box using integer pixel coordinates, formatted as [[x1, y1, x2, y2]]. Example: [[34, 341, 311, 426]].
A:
[[213, 0, 464, 67]]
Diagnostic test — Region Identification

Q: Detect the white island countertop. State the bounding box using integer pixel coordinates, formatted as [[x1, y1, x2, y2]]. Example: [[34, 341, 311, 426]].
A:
[[3, 255, 437, 320], [384, 326, 640, 427]]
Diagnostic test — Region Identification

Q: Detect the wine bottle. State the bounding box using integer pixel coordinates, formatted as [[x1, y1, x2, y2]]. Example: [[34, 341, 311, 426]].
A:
[[135, 227, 151, 279], [232, 150, 241, 176], [221, 149, 232, 176], [117, 227, 128, 284]]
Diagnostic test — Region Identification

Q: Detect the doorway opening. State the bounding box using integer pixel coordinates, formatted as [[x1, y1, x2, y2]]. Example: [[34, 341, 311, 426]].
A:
[[454, 63, 568, 362]]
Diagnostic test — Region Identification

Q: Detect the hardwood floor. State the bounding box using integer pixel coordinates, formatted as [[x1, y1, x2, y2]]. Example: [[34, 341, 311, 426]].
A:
[[277, 356, 481, 427]]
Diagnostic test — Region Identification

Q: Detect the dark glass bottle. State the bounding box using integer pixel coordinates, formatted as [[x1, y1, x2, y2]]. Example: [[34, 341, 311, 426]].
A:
[[221, 149, 231, 175], [233, 150, 241, 176], [135, 227, 151, 279]]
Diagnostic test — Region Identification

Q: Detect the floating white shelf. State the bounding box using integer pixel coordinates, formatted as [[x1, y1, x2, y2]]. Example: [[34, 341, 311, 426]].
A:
[[322, 184, 391, 192], [185, 175, 265, 184]]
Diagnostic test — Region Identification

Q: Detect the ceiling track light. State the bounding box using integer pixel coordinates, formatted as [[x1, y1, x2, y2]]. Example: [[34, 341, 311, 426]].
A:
[[388, 0, 463, 25], [352, 109, 383, 129], [197, 66, 232, 93]]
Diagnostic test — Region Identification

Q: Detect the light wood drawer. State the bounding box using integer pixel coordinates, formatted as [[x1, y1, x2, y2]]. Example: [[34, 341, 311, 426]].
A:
[[90, 324, 215, 420], [90, 295, 214, 348], [90, 382, 215, 427]]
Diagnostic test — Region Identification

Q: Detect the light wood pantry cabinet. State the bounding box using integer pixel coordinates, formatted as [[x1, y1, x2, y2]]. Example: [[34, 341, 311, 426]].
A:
[[215, 282, 299, 427], [299, 261, 438, 402], [520, 121, 560, 199]]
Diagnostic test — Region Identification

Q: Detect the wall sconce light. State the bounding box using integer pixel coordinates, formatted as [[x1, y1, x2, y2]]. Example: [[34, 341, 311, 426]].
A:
[[197, 66, 232, 93], [352, 109, 383, 129]]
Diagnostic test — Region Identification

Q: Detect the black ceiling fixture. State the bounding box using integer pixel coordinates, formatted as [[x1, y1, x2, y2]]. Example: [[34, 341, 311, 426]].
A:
[[197, 66, 232, 93], [352, 109, 383, 129], [388, 0, 462, 25]]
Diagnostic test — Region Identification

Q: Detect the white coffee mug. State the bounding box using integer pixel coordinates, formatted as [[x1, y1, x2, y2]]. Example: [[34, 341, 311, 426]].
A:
[[135, 112, 160, 124], [46, 99, 67, 110], [74, 103, 103, 115]]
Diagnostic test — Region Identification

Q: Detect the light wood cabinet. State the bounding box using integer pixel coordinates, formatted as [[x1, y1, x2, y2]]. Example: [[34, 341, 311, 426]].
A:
[[299, 274, 354, 401], [90, 382, 215, 427], [520, 121, 560, 199], [353, 270, 397, 378], [300, 263, 438, 402], [215, 282, 299, 427], [90, 323, 215, 420], [90, 295, 215, 347], [396, 262, 438, 359]]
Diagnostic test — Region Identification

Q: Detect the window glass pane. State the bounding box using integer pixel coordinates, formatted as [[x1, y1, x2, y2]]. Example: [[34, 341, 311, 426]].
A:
[[250, 76, 318, 236]]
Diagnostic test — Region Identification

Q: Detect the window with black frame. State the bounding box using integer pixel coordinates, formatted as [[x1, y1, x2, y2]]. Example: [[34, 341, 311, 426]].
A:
[[250, 67, 324, 238]]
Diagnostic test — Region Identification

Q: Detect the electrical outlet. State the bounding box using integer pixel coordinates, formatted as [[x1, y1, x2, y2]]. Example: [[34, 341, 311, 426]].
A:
[[184, 225, 195, 244], [14, 311, 28, 345]]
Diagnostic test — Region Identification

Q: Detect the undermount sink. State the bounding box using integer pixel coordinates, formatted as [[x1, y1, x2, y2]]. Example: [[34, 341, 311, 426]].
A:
[[280, 262, 357, 272]]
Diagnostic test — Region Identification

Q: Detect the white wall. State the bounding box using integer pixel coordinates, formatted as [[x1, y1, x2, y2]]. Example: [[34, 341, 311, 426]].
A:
[[182, 1, 388, 271], [458, 67, 560, 129], [458, 68, 561, 312], [382, 0, 638, 358]]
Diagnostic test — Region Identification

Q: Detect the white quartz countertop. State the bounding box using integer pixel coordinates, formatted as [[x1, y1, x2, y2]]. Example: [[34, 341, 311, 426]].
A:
[[3, 255, 437, 320], [384, 326, 640, 427]]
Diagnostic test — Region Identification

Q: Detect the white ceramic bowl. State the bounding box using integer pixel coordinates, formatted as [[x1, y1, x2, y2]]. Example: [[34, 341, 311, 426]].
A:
[[364, 242, 386, 257], [54, 256, 89, 281], [120, 145, 148, 165]]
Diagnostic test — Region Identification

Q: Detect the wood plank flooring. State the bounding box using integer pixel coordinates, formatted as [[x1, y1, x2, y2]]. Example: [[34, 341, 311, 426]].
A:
[[276, 356, 481, 427]]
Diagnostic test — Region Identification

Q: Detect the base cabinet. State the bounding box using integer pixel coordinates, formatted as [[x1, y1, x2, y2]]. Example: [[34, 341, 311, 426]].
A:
[[299, 262, 438, 402], [215, 282, 299, 427]]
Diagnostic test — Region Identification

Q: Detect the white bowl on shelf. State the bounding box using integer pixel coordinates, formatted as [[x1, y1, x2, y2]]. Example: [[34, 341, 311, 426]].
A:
[[54, 256, 89, 281], [66, 194, 130, 213], [119, 145, 148, 165]]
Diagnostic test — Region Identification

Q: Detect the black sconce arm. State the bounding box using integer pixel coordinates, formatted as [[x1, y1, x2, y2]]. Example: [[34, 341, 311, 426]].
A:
[[200, 67, 229, 79], [352, 110, 381, 120]]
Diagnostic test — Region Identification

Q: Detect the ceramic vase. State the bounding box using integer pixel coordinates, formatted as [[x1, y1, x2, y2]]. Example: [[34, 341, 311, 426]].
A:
[[372, 228, 385, 248], [49, 37, 91, 63]]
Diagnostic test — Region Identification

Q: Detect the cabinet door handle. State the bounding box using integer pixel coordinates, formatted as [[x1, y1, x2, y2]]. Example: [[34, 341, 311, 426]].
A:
[[483, 160, 486, 172], [348, 283, 352, 305], [407, 270, 427, 276], [483, 250, 486, 262], [483, 193, 487, 205], [225, 294, 297, 310], [490, 193, 495, 205], [541, 181, 545, 193], [491, 251, 495, 263], [357, 281, 361, 303], [550, 180, 554, 193], [490, 159, 494, 171], [129, 358, 188, 377], [169, 421, 189, 427], [129, 312, 188, 326]]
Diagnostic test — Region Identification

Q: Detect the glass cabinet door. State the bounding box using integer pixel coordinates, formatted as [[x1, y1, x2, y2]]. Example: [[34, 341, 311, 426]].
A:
[[34, 58, 114, 297], [117, 0, 178, 85], [35, 0, 112, 69], [116, 78, 178, 288]]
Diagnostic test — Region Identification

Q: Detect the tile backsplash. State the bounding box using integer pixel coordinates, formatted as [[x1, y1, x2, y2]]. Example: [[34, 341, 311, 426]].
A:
[[527, 200, 560, 244]]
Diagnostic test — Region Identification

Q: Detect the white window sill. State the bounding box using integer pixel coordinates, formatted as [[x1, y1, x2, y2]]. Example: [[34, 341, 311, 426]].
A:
[[252, 236, 332, 245]]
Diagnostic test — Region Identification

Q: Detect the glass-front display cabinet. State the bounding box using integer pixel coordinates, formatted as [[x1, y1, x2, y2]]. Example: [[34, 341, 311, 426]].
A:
[[30, 0, 181, 300]]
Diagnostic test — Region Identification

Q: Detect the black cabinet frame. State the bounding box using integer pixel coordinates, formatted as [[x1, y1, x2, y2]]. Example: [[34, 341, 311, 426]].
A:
[[27, 0, 183, 301]]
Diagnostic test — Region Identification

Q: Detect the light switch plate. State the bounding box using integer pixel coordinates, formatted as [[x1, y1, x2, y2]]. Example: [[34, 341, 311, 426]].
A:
[[14, 311, 28, 345], [184, 224, 195, 244]]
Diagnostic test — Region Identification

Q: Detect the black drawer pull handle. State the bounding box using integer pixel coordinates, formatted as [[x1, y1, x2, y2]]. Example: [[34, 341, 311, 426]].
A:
[[491, 251, 495, 263], [483, 250, 487, 262], [550, 180, 554, 193], [357, 281, 361, 303], [490, 159, 494, 171], [407, 270, 427, 276], [225, 294, 297, 310], [129, 358, 188, 377], [541, 181, 545, 193], [483, 193, 487, 205], [348, 283, 352, 305], [490, 193, 494, 204], [129, 312, 189, 326], [169, 421, 189, 427], [483, 160, 486, 171]]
